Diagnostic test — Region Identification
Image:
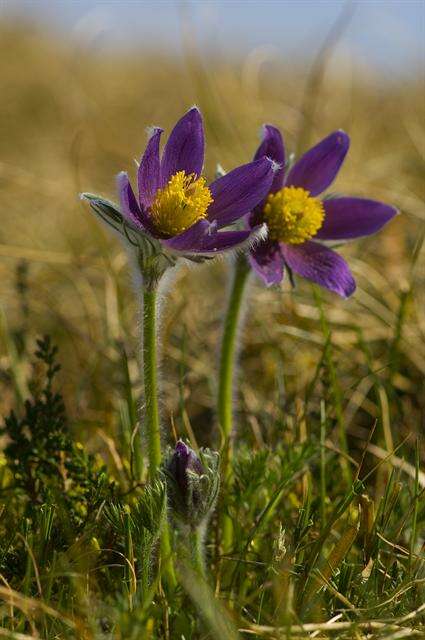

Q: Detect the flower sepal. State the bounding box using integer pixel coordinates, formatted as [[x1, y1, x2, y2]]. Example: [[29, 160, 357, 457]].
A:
[[82, 192, 178, 287], [81, 192, 162, 251], [81, 192, 216, 278]]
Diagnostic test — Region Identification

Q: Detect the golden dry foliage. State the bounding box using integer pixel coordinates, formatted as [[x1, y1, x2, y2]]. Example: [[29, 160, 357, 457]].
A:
[[0, 21, 423, 459]]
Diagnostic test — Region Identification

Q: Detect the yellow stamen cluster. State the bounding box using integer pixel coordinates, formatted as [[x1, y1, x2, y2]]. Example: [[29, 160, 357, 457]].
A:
[[262, 186, 325, 244], [150, 171, 213, 237]]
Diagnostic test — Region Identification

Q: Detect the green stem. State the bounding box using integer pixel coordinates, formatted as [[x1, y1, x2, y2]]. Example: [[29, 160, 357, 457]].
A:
[[190, 524, 207, 580], [142, 281, 177, 589], [217, 254, 250, 553], [160, 526, 176, 590], [142, 286, 162, 476], [218, 254, 250, 449]]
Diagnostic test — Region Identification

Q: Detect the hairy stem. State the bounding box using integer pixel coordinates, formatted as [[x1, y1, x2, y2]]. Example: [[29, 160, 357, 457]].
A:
[[142, 280, 176, 589], [218, 254, 250, 551], [190, 523, 207, 580], [218, 254, 251, 448], [142, 286, 162, 476]]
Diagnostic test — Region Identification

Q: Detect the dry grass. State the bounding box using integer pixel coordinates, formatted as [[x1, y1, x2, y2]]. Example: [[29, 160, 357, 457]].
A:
[[0, 21, 423, 443]]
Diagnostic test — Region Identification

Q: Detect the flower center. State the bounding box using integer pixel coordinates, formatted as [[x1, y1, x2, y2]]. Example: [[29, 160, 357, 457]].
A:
[[262, 186, 325, 244], [150, 171, 213, 237]]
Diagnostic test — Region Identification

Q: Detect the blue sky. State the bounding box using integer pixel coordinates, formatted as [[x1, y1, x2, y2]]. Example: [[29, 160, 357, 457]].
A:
[[6, 1, 425, 73]]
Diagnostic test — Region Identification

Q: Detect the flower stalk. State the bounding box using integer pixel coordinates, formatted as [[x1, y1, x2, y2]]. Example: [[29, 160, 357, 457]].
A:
[[142, 283, 162, 477], [190, 522, 207, 579], [140, 268, 176, 589], [218, 253, 250, 455], [218, 252, 251, 552]]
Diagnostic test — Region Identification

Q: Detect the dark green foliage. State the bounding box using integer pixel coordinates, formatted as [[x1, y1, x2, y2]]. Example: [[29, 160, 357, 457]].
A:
[[0, 337, 115, 585], [104, 480, 166, 589], [0, 337, 423, 639], [1, 337, 112, 523]]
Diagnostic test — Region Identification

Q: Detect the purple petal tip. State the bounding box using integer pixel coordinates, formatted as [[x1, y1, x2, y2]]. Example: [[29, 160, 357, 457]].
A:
[[175, 440, 189, 455], [146, 125, 164, 138], [333, 130, 350, 152]]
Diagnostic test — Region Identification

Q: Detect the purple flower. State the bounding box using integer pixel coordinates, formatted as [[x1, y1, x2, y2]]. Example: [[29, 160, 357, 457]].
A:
[[247, 125, 398, 297], [117, 107, 276, 255], [167, 441, 204, 498], [165, 441, 220, 526]]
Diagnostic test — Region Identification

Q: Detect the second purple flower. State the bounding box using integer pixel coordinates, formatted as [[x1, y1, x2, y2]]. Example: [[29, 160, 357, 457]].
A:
[[247, 126, 397, 297]]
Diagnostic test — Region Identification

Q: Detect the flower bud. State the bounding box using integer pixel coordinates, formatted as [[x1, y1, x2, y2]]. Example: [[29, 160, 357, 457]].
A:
[[164, 441, 220, 528]]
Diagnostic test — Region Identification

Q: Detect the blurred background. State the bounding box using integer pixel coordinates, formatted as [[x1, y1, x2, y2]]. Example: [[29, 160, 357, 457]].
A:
[[0, 1, 423, 462]]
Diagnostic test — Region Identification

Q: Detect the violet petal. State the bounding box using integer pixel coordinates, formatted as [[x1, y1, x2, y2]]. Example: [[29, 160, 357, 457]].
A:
[[316, 197, 398, 240], [254, 124, 285, 194], [208, 158, 275, 228], [161, 107, 205, 185], [183, 229, 254, 254], [117, 171, 150, 229], [281, 240, 356, 298], [286, 131, 349, 196], [200, 229, 255, 252], [138, 127, 162, 209], [249, 239, 285, 286], [161, 219, 212, 252]]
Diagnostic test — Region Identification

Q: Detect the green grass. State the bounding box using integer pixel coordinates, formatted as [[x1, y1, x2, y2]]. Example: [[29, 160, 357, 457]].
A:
[[0, 20, 424, 640], [0, 336, 423, 639]]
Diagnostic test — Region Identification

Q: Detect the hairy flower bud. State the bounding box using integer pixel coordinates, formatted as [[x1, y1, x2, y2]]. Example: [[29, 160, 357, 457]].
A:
[[164, 441, 220, 527]]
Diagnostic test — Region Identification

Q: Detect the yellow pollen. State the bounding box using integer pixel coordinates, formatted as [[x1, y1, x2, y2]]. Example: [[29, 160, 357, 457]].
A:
[[262, 186, 325, 244], [150, 171, 213, 237]]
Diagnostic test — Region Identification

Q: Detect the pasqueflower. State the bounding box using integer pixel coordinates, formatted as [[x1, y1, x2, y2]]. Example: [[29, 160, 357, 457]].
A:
[[247, 125, 397, 296], [117, 107, 276, 255]]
